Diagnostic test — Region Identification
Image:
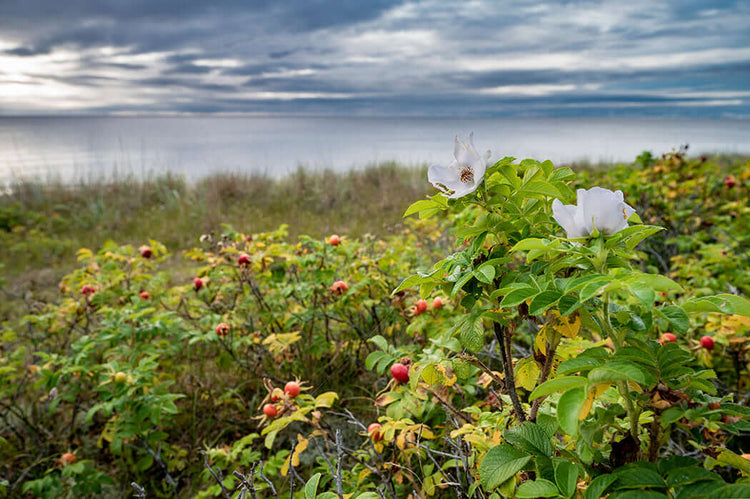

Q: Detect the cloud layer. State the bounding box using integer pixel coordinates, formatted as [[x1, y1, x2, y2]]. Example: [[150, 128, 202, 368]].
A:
[[1, 0, 748, 117]]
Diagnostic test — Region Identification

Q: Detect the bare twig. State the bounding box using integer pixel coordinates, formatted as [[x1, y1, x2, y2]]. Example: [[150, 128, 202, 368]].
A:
[[130, 482, 146, 498], [203, 453, 232, 499], [258, 461, 279, 499], [335, 429, 344, 499]]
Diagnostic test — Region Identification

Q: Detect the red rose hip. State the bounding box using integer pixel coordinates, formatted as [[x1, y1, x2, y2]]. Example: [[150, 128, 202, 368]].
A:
[[660, 333, 677, 345], [368, 423, 383, 442], [139, 245, 152, 259], [285, 381, 301, 398], [140, 291, 149, 300], [238, 253, 251, 265], [701, 335, 714, 350], [193, 277, 204, 291], [215, 323, 230, 337], [390, 362, 410, 383], [263, 404, 278, 418], [270, 388, 284, 402], [414, 299, 428, 315], [432, 297, 443, 309], [331, 280, 348, 295], [328, 234, 340, 246]]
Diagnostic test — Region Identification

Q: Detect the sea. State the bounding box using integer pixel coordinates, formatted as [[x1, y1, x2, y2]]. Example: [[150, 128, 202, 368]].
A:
[[1, 116, 749, 187]]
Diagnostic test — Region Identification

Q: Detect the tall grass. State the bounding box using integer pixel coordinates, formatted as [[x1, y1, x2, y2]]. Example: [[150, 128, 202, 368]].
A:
[[0, 163, 430, 297]]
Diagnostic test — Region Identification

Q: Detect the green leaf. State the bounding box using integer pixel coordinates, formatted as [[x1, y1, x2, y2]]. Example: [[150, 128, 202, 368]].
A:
[[555, 461, 579, 499], [716, 450, 750, 475], [666, 466, 722, 487], [528, 290, 563, 316], [499, 287, 540, 308], [711, 484, 750, 498], [585, 474, 618, 499], [515, 479, 559, 498], [511, 238, 548, 251], [503, 422, 553, 457], [588, 360, 652, 387], [305, 473, 322, 499], [557, 386, 586, 436], [682, 294, 750, 317], [606, 225, 664, 251], [365, 351, 387, 371], [520, 181, 563, 198], [558, 295, 580, 315], [530, 376, 588, 400], [459, 314, 484, 352], [580, 278, 613, 302], [659, 305, 690, 333], [479, 444, 532, 490], [608, 492, 670, 499], [475, 263, 496, 284], [136, 454, 154, 471], [629, 273, 683, 292], [556, 357, 602, 376], [613, 465, 666, 489], [367, 335, 389, 352], [549, 167, 576, 182], [402, 196, 447, 218]]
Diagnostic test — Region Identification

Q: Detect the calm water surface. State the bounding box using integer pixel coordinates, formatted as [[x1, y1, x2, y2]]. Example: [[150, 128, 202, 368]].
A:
[[0, 116, 748, 185]]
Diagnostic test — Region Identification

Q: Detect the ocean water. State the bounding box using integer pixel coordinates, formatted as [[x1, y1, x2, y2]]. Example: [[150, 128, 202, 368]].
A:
[[0, 116, 748, 186]]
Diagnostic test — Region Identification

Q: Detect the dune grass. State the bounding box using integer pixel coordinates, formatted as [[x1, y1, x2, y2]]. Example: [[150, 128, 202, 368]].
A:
[[0, 163, 430, 306]]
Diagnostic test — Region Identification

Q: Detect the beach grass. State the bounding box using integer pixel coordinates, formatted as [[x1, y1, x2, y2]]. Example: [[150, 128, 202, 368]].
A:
[[0, 163, 430, 306]]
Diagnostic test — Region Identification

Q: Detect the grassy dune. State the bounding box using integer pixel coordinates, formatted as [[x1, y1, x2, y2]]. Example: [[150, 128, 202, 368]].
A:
[[0, 163, 429, 302]]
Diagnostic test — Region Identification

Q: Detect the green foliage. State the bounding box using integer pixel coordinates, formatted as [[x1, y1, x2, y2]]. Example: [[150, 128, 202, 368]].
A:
[[2, 151, 750, 497]]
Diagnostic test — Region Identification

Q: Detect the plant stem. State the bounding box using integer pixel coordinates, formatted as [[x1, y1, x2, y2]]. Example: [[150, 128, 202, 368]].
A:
[[529, 330, 560, 422], [493, 322, 526, 422]]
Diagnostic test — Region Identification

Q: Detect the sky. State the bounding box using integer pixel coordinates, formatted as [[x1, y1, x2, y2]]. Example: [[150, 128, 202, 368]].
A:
[[0, 0, 749, 117]]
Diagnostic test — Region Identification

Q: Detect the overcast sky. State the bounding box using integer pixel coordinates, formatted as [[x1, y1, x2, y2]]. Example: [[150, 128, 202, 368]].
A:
[[0, 0, 748, 117]]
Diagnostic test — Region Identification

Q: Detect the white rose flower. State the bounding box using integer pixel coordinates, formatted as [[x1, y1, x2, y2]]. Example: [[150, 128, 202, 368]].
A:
[[428, 133, 491, 199], [552, 186, 636, 239]]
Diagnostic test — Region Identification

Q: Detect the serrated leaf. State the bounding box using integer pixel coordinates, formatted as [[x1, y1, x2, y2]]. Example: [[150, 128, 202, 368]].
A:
[[682, 294, 750, 317], [499, 287, 539, 308], [479, 444, 532, 490], [659, 305, 690, 333], [529, 291, 562, 316], [459, 315, 484, 352], [555, 461, 579, 499], [516, 479, 559, 498], [504, 422, 553, 457], [514, 357, 541, 391], [588, 360, 652, 387], [305, 473, 322, 499], [585, 474, 618, 499], [530, 376, 588, 400], [511, 238, 548, 251], [475, 263, 496, 284]]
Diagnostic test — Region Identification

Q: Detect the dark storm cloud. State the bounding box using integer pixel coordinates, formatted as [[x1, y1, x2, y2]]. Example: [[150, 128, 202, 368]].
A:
[[0, 0, 748, 116]]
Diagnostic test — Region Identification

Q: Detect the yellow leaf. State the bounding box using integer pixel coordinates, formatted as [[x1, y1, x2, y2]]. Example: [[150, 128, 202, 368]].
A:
[[76, 248, 94, 261], [314, 391, 339, 409], [580, 383, 611, 420], [357, 468, 372, 486], [551, 310, 581, 339], [262, 331, 302, 356], [514, 357, 541, 391], [535, 327, 548, 355], [280, 434, 309, 476]]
